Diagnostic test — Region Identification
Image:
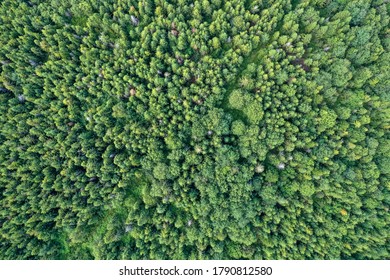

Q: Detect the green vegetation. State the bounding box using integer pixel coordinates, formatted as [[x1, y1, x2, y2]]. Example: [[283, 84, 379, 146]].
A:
[[0, 0, 389, 259]]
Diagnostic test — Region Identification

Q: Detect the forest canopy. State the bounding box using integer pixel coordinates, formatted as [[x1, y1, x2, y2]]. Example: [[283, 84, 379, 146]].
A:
[[0, 0, 389, 259]]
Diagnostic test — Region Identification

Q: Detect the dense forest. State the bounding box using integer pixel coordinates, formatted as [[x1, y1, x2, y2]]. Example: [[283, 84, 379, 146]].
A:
[[0, 0, 389, 259]]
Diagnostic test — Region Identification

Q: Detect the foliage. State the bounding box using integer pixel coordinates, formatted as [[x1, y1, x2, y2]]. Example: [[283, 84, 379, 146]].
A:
[[0, 0, 389, 260]]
